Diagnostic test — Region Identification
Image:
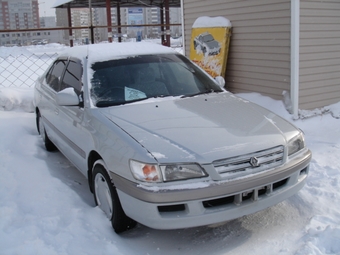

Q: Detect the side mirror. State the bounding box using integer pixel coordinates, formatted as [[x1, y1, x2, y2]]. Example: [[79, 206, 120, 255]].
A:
[[215, 76, 225, 88], [56, 87, 80, 106]]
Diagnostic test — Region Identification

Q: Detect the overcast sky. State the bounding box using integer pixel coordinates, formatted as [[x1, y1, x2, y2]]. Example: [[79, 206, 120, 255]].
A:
[[38, 0, 57, 17]]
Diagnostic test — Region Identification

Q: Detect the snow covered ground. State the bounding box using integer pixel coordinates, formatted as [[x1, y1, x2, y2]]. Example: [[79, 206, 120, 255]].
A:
[[0, 44, 340, 255]]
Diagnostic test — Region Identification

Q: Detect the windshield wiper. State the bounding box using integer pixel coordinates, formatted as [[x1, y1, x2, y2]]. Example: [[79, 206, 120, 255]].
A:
[[96, 97, 149, 108], [180, 89, 222, 98], [96, 101, 125, 107], [152, 94, 171, 98]]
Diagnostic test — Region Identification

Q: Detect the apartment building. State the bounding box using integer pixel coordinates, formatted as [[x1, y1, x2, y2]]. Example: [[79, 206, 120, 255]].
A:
[[0, 0, 39, 30]]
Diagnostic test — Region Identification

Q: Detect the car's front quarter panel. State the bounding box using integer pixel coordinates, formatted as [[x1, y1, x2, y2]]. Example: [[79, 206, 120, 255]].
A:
[[87, 109, 155, 181]]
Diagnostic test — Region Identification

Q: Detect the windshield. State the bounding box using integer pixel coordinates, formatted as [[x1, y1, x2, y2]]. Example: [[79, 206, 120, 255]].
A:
[[90, 54, 223, 107]]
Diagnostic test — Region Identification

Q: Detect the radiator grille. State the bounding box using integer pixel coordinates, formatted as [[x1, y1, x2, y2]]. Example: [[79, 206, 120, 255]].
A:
[[213, 146, 284, 179]]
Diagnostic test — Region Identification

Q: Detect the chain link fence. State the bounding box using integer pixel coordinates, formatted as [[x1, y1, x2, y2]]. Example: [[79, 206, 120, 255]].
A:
[[0, 52, 58, 88]]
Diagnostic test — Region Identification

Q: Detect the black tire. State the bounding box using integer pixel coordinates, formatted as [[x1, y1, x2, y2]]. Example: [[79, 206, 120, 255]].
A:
[[93, 164, 136, 233], [37, 112, 57, 152]]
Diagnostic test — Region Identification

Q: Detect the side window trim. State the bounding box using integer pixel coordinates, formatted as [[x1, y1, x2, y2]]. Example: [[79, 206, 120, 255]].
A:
[[45, 57, 68, 92], [59, 58, 84, 107], [60, 58, 83, 93]]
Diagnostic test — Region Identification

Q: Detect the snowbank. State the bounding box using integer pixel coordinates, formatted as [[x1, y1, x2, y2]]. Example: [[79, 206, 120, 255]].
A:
[[0, 43, 67, 57], [0, 46, 33, 57], [0, 88, 34, 112]]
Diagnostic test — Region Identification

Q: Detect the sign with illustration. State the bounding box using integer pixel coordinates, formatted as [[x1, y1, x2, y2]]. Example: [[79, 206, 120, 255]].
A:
[[128, 8, 143, 36], [190, 16, 232, 78]]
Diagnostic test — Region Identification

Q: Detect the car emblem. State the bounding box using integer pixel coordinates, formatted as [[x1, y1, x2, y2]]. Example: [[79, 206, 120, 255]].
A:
[[250, 157, 260, 167]]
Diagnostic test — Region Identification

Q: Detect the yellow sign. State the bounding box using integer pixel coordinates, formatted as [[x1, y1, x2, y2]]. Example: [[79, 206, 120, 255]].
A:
[[190, 21, 231, 78]]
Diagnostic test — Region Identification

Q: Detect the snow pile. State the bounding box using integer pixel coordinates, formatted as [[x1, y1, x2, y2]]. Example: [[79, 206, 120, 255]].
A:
[[298, 101, 340, 119], [0, 44, 66, 58], [239, 92, 340, 121], [296, 217, 340, 255], [132, 38, 183, 50], [25, 43, 69, 57], [0, 88, 34, 112], [0, 46, 33, 57], [328, 101, 340, 118]]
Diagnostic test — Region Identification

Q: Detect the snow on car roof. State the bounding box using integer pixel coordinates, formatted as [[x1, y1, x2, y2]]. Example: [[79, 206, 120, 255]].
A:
[[59, 42, 176, 65], [59, 42, 178, 106], [192, 16, 232, 28]]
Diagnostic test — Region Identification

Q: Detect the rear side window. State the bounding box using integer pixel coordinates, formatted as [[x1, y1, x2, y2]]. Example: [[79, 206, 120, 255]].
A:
[[60, 60, 83, 94], [46, 59, 67, 91]]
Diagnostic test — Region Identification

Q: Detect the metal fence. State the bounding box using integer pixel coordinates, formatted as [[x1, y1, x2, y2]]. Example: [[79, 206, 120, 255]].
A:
[[0, 52, 58, 88]]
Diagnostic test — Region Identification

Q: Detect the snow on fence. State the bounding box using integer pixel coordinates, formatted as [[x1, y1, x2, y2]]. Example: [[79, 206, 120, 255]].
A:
[[0, 40, 182, 89], [0, 52, 57, 88]]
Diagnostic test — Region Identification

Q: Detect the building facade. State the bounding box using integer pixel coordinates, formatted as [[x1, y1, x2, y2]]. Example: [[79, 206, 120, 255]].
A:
[[0, 0, 39, 30], [182, 0, 340, 111], [0, 0, 40, 45], [39, 16, 63, 44], [0, 0, 63, 45]]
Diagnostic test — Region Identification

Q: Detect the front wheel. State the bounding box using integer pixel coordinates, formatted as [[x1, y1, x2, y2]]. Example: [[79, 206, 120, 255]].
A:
[[37, 112, 57, 151], [93, 163, 136, 233]]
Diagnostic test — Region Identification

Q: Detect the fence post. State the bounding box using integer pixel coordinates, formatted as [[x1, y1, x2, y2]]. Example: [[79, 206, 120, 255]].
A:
[[67, 4, 73, 47]]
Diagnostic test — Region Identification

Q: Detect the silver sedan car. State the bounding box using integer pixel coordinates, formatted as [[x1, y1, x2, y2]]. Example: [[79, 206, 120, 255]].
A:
[[34, 42, 311, 233]]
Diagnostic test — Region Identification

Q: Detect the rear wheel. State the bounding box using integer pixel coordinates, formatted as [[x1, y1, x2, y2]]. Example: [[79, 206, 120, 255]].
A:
[[37, 112, 57, 151], [93, 163, 136, 233]]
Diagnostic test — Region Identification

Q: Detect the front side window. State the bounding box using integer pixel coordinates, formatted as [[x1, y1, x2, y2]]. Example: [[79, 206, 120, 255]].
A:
[[46, 59, 67, 91], [60, 60, 83, 94], [90, 54, 222, 107]]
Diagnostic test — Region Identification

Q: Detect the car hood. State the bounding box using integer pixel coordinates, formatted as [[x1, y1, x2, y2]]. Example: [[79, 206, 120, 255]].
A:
[[101, 92, 298, 163]]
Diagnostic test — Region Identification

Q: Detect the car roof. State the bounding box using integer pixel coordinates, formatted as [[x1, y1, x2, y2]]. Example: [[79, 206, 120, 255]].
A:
[[58, 42, 176, 65]]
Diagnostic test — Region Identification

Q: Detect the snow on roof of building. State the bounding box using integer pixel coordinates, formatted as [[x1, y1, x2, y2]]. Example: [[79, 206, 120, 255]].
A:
[[192, 16, 232, 28], [52, 0, 73, 8]]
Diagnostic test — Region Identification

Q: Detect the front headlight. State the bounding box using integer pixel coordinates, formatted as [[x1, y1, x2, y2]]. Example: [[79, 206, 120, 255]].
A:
[[130, 160, 207, 183], [288, 132, 305, 156], [160, 164, 207, 182]]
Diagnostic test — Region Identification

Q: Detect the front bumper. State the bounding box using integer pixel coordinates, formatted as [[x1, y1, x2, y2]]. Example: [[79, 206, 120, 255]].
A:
[[111, 149, 311, 230]]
